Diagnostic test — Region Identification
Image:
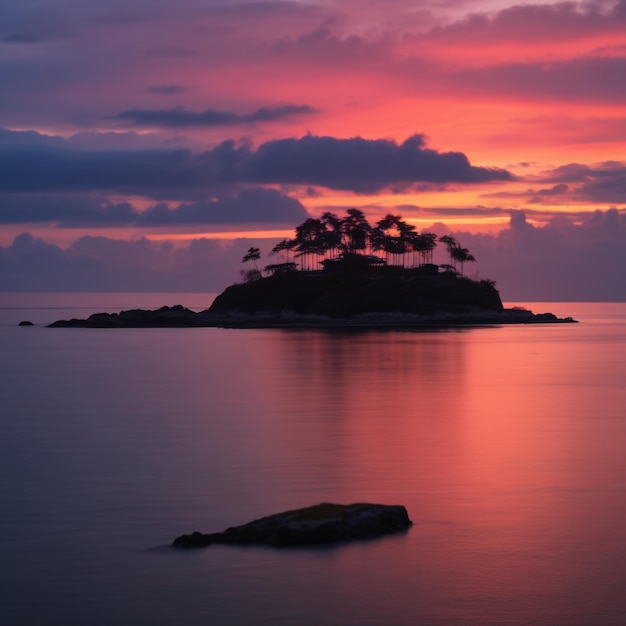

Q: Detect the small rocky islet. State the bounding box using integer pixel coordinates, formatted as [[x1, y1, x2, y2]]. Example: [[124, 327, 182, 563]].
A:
[[172, 502, 413, 548], [48, 210, 577, 328], [48, 270, 576, 328]]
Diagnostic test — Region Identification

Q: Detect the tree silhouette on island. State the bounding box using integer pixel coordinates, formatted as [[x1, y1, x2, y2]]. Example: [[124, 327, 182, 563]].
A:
[[242, 209, 475, 279], [211, 208, 506, 320]]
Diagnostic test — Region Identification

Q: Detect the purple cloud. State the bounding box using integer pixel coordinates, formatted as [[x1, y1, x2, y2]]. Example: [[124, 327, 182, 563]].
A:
[[137, 189, 308, 225], [3, 208, 625, 299], [239, 134, 513, 192], [0, 232, 258, 292], [541, 162, 626, 203], [111, 105, 317, 128], [0, 129, 512, 197], [0, 188, 307, 227]]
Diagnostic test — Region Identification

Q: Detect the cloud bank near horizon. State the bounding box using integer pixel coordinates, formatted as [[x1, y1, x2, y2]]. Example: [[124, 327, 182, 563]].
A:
[[2, 209, 625, 300]]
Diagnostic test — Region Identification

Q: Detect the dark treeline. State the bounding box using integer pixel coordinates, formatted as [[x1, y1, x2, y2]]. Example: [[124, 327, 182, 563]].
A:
[[243, 208, 475, 278]]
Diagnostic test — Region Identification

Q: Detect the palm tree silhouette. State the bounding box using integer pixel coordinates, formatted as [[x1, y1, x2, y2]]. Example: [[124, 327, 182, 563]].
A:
[[451, 246, 476, 276], [413, 232, 437, 265], [321, 212, 343, 260], [341, 208, 371, 255], [242, 246, 261, 271], [293, 218, 328, 270], [372, 214, 416, 266], [439, 235, 459, 270], [268, 211, 477, 276], [271, 239, 297, 264]]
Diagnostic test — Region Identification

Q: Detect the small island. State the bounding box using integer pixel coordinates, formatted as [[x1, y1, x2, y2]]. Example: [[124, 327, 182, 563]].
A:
[[172, 502, 413, 548], [49, 210, 577, 328]]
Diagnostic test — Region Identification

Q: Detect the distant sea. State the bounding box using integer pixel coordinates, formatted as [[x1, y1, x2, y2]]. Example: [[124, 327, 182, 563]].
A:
[[2, 293, 626, 626]]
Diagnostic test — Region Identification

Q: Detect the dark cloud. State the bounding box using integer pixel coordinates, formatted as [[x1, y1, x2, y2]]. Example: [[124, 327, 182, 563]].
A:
[[0, 195, 137, 226], [111, 105, 317, 128], [0, 127, 66, 149], [138, 188, 308, 225], [541, 162, 626, 203], [0, 143, 199, 196], [0, 128, 512, 197], [535, 183, 570, 197], [271, 26, 390, 64], [578, 172, 626, 203], [543, 163, 594, 183], [0, 188, 307, 227], [424, 1, 626, 45], [483, 183, 571, 204], [527, 183, 570, 204], [483, 162, 626, 205], [240, 134, 513, 192]]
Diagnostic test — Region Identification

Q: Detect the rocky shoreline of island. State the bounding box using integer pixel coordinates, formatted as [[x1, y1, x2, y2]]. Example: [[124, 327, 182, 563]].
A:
[[47, 303, 576, 328]]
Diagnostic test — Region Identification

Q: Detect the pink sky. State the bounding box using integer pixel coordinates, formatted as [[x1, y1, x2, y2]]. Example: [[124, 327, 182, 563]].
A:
[[1, 0, 625, 299]]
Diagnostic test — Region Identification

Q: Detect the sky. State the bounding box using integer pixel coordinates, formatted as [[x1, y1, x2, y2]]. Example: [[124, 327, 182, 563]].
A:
[[1, 0, 625, 300]]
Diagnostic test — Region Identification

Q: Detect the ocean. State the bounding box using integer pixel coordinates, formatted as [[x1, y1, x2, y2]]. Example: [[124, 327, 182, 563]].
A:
[[1, 294, 625, 625]]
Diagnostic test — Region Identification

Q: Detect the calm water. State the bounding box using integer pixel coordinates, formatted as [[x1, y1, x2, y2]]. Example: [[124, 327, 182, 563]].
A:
[[1, 294, 626, 626]]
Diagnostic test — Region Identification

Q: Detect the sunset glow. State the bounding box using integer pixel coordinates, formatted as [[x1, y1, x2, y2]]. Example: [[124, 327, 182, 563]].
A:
[[1, 0, 625, 298]]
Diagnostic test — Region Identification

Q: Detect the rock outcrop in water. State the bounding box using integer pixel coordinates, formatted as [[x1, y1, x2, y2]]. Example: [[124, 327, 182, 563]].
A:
[[172, 502, 413, 548], [49, 305, 204, 328]]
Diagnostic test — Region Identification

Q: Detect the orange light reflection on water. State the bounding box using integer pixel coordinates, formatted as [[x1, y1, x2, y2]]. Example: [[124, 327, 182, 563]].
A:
[[220, 322, 626, 612]]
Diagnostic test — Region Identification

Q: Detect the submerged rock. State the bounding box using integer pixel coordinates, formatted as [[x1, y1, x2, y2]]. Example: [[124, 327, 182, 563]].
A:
[[172, 502, 413, 548], [18, 320, 34, 326]]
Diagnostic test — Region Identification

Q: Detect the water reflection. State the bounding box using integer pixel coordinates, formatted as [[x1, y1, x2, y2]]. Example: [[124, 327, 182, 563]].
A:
[[4, 305, 626, 625], [183, 323, 626, 625], [238, 329, 470, 504]]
